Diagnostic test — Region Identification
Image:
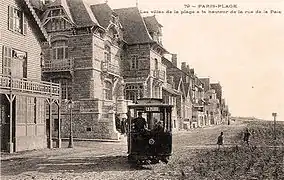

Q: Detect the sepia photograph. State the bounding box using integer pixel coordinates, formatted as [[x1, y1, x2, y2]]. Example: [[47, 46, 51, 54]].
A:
[[0, 0, 283, 179]]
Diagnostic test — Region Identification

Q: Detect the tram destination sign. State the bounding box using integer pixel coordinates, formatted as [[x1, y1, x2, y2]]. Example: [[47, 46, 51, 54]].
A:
[[145, 106, 160, 112]]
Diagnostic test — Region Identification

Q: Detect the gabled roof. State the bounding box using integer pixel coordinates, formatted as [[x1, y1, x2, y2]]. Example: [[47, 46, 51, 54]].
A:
[[171, 73, 181, 90], [184, 83, 191, 98], [177, 76, 186, 96], [46, 0, 99, 27], [90, 3, 113, 29], [114, 7, 154, 44], [143, 15, 162, 33], [23, 0, 49, 41]]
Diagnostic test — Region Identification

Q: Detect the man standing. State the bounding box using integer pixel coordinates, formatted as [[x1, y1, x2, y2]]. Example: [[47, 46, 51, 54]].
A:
[[243, 128, 251, 145], [217, 132, 224, 149], [133, 112, 147, 132]]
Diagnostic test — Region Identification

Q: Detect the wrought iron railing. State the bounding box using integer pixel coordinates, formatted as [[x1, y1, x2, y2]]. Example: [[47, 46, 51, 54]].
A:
[[0, 74, 60, 97], [42, 58, 73, 72]]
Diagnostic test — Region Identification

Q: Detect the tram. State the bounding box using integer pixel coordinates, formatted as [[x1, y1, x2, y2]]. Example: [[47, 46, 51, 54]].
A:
[[126, 98, 173, 165]]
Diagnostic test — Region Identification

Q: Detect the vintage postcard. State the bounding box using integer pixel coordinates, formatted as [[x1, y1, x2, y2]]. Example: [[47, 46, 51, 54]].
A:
[[0, 0, 283, 179]]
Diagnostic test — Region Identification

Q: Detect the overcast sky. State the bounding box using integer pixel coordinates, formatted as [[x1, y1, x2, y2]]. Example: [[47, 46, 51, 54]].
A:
[[87, 0, 284, 121]]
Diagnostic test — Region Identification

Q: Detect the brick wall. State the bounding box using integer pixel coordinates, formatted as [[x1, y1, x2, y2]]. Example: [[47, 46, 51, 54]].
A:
[[122, 44, 151, 78]]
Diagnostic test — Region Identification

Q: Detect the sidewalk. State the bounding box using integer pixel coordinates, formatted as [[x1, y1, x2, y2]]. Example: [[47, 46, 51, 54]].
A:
[[1, 139, 127, 161]]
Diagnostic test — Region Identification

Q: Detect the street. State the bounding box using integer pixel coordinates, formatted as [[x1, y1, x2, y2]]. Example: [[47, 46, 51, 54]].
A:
[[1, 121, 247, 180]]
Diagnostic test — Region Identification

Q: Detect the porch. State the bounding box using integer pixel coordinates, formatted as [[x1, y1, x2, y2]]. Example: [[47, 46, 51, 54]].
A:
[[0, 74, 61, 153]]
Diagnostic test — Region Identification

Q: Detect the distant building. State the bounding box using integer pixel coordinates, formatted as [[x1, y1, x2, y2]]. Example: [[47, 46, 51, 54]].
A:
[[210, 83, 222, 106], [0, 0, 60, 152]]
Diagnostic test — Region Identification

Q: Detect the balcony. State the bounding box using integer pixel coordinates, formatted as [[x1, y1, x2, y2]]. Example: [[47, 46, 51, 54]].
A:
[[153, 69, 165, 81], [101, 61, 120, 76], [0, 74, 60, 97], [42, 59, 73, 72]]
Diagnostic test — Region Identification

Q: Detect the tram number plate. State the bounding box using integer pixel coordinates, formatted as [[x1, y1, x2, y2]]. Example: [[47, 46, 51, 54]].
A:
[[145, 107, 159, 112]]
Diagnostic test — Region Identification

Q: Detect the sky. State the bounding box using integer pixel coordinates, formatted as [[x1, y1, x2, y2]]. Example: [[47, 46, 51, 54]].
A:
[[86, 0, 284, 121]]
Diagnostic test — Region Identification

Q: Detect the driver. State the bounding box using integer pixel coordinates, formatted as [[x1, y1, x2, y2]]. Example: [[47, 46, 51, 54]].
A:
[[133, 112, 147, 132]]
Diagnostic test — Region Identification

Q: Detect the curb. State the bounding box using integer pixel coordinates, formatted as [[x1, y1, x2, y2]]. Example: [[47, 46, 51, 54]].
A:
[[60, 138, 124, 143]]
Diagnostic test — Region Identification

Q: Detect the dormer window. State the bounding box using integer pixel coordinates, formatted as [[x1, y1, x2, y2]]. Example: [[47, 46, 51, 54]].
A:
[[43, 8, 72, 32], [48, 9, 63, 17]]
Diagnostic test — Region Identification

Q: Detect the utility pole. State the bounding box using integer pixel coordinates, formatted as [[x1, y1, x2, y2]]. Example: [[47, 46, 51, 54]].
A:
[[68, 100, 74, 148], [272, 112, 277, 142]]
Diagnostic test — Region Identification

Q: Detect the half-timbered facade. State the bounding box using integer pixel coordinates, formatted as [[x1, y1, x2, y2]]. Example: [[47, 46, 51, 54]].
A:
[[0, 0, 60, 152]]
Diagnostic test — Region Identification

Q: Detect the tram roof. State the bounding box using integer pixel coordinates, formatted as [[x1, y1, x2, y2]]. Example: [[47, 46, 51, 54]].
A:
[[127, 98, 173, 108]]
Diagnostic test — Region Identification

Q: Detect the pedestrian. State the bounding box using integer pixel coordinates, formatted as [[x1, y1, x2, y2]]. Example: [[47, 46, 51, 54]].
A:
[[115, 114, 121, 133], [121, 118, 126, 134], [243, 128, 251, 145], [217, 132, 224, 149]]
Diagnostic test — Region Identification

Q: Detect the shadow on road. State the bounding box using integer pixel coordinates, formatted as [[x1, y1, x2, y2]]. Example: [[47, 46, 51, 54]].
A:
[[1, 155, 150, 176]]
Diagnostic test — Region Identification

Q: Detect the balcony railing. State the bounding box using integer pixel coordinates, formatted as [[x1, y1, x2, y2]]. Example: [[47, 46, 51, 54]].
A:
[[101, 61, 120, 75], [164, 82, 173, 89], [42, 59, 73, 72], [153, 69, 165, 80], [0, 74, 60, 97]]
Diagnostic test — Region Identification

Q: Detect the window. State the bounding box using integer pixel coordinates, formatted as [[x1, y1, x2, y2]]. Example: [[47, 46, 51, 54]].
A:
[[51, 41, 68, 60], [60, 79, 72, 100], [131, 56, 138, 69], [50, 18, 67, 31], [8, 6, 27, 35], [125, 84, 143, 102], [104, 45, 111, 62], [2, 46, 27, 77], [104, 81, 113, 100], [86, 127, 92, 131], [186, 76, 189, 83], [154, 58, 158, 69], [154, 86, 160, 98], [45, 9, 70, 31], [54, 119, 59, 131]]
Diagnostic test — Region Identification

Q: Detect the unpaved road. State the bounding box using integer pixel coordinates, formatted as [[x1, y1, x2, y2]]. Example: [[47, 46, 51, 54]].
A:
[[1, 121, 246, 180]]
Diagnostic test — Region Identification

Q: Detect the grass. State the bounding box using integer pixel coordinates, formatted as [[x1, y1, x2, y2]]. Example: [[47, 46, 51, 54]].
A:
[[175, 121, 284, 179]]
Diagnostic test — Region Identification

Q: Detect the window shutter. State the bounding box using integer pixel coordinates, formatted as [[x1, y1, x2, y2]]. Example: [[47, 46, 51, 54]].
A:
[[3, 46, 12, 75], [8, 6, 14, 31], [2, 46, 5, 74], [23, 14, 27, 35]]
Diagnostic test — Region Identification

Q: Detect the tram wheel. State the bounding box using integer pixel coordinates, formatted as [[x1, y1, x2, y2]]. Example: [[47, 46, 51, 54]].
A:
[[161, 156, 169, 164], [150, 158, 159, 164]]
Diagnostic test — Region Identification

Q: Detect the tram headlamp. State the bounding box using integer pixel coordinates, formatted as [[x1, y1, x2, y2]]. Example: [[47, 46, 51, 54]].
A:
[[149, 138, 155, 145]]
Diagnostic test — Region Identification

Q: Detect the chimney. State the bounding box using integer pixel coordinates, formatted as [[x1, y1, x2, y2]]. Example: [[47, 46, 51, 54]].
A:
[[171, 54, 177, 67], [186, 65, 190, 74], [181, 62, 187, 71], [190, 68, 195, 75]]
